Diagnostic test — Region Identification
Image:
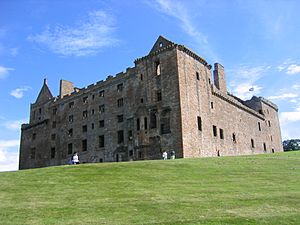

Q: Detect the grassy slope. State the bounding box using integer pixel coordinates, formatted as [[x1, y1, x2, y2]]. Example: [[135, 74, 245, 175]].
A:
[[0, 152, 300, 225]]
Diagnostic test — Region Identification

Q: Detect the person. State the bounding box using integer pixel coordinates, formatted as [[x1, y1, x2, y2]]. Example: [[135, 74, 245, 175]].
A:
[[162, 151, 168, 160], [170, 150, 175, 160], [72, 152, 80, 164]]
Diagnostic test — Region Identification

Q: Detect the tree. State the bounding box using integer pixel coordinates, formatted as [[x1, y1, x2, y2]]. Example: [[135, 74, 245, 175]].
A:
[[283, 139, 300, 151]]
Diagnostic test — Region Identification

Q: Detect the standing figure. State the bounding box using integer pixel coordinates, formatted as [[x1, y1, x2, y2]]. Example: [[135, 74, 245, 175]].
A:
[[72, 152, 80, 164], [162, 151, 168, 160]]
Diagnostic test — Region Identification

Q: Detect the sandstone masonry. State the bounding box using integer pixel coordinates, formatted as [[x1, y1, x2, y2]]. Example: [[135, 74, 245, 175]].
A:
[[19, 36, 283, 169]]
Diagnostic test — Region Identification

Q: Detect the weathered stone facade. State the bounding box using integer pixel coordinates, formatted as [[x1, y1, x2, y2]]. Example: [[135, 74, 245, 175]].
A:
[[19, 36, 283, 169]]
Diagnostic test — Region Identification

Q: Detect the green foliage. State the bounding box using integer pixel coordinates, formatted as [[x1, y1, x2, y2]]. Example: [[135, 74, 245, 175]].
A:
[[283, 139, 300, 151], [1, 152, 300, 225]]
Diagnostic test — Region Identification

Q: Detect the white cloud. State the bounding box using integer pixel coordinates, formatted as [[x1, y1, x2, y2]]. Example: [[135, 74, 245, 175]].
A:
[[0, 139, 19, 172], [10, 47, 19, 57], [10, 86, 31, 99], [268, 93, 298, 101], [286, 64, 300, 75], [28, 10, 119, 57], [233, 83, 263, 100], [3, 119, 27, 130], [0, 65, 14, 79], [280, 112, 300, 123], [150, 0, 217, 61]]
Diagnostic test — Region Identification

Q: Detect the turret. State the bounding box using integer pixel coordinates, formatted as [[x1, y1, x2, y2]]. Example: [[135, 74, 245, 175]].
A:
[[213, 63, 227, 93]]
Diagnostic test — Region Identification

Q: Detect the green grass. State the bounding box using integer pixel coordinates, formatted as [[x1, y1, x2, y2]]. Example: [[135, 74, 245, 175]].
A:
[[1, 152, 300, 225]]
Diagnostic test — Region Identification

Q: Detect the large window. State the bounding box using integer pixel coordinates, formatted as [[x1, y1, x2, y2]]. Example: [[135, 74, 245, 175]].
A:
[[99, 135, 104, 148]]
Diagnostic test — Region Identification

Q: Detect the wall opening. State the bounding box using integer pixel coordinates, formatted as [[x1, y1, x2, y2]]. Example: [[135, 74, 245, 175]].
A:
[[197, 116, 202, 131]]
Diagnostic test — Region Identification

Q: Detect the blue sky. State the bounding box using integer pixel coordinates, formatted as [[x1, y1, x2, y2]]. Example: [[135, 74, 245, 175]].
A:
[[1, 0, 300, 171]]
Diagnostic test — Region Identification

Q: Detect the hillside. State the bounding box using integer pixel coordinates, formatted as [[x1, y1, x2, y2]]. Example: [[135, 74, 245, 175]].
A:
[[0, 152, 300, 225]]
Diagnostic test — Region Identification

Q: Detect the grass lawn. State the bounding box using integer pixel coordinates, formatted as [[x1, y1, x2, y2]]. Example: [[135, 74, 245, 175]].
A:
[[0, 151, 300, 225]]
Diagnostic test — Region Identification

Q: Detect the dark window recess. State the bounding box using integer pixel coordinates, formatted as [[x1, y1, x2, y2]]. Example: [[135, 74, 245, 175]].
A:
[[30, 148, 36, 159], [68, 129, 73, 137], [150, 110, 157, 129], [99, 90, 104, 97], [258, 122, 261, 131], [50, 147, 55, 159], [232, 133, 236, 143], [52, 121, 56, 128], [155, 60, 161, 76], [138, 151, 142, 159], [69, 115, 74, 123], [213, 125, 217, 137], [117, 83, 123, 92], [83, 110, 88, 119], [263, 143, 267, 152], [137, 118, 140, 131], [69, 102, 74, 108], [144, 117, 148, 130], [196, 72, 200, 80], [211, 102, 214, 109], [91, 109, 95, 115], [99, 105, 105, 113], [32, 133, 36, 141], [208, 78, 211, 84], [39, 108, 42, 114], [268, 120, 271, 127], [140, 98, 144, 103], [251, 139, 255, 148], [140, 74, 143, 81], [83, 96, 88, 104], [117, 115, 124, 123], [117, 98, 124, 107], [99, 135, 104, 148], [129, 150, 133, 156], [92, 94, 95, 100], [160, 118, 171, 134], [271, 135, 273, 142], [91, 123, 94, 129], [197, 116, 202, 131], [53, 108, 57, 115], [82, 139, 87, 151], [68, 143, 73, 154], [99, 158, 103, 163], [51, 133, 56, 140], [117, 130, 124, 144], [219, 129, 224, 139], [99, 120, 104, 128], [157, 91, 162, 102], [82, 125, 87, 132], [128, 130, 133, 140]]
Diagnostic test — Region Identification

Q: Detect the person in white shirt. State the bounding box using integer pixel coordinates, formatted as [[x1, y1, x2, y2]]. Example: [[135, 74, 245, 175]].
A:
[[72, 152, 80, 164], [162, 151, 168, 160]]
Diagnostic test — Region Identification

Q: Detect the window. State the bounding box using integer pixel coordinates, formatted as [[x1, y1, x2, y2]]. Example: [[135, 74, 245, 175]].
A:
[[138, 151, 142, 159], [83, 110, 88, 119], [82, 139, 87, 151], [117, 83, 123, 92], [155, 61, 161, 76], [258, 122, 261, 131], [99, 120, 104, 128], [53, 108, 57, 115], [69, 102, 74, 108], [137, 118, 140, 131], [68, 143, 73, 154], [99, 104, 105, 113], [144, 117, 148, 130], [39, 108, 42, 114], [271, 135, 273, 142], [232, 133, 236, 143], [196, 72, 200, 80], [91, 109, 95, 115], [140, 98, 144, 103], [159, 42, 163, 47], [32, 133, 36, 141], [99, 135, 104, 148], [68, 129, 73, 137], [268, 120, 271, 127], [263, 143, 267, 152], [51, 147, 55, 159], [150, 110, 157, 129], [129, 150, 133, 156], [51, 133, 56, 140], [160, 109, 171, 134], [213, 125, 217, 137], [99, 90, 104, 97], [251, 139, 255, 148], [69, 115, 74, 123], [117, 115, 124, 123], [83, 96, 88, 104], [157, 91, 162, 102], [30, 148, 36, 159], [92, 94, 95, 100], [82, 125, 87, 132], [91, 123, 94, 129], [197, 116, 202, 131], [140, 74, 143, 81], [128, 130, 133, 140], [118, 130, 124, 144], [211, 102, 214, 109], [52, 121, 56, 128], [208, 78, 211, 84], [117, 98, 124, 107], [219, 129, 224, 139]]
